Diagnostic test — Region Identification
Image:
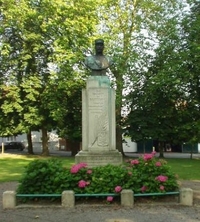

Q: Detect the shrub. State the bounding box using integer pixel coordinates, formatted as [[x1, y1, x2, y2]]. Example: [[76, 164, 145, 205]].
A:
[[17, 159, 71, 194], [124, 152, 179, 193], [17, 152, 179, 199]]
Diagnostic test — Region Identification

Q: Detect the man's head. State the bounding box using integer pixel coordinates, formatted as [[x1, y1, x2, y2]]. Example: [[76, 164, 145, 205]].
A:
[[95, 39, 104, 55]]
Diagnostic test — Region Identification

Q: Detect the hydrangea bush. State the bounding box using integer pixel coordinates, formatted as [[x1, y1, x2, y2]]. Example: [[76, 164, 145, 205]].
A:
[[17, 152, 179, 202]]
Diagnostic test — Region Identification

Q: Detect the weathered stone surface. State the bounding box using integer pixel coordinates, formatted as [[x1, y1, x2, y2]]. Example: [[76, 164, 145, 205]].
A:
[[3, 191, 16, 209], [179, 188, 193, 206], [75, 151, 123, 168], [62, 191, 75, 208], [121, 190, 134, 207], [76, 76, 122, 167]]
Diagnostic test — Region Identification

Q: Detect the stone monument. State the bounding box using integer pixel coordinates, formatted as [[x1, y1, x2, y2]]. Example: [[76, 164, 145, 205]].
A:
[[75, 39, 122, 167]]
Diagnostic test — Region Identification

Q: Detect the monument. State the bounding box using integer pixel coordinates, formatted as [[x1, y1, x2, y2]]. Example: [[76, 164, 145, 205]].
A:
[[75, 39, 122, 167]]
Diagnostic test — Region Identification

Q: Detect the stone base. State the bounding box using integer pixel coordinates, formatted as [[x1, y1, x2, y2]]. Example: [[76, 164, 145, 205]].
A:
[[75, 150, 123, 168]]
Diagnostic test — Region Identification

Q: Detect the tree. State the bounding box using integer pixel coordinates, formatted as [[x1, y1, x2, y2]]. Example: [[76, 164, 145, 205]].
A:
[[125, 0, 200, 157], [178, 0, 200, 157], [94, 0, 185, 154], [0, 0, 99, 155]]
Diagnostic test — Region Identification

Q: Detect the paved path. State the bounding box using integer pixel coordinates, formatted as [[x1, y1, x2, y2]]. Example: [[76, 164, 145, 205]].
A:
[[2, 149, 200, 159], [1, 204, 200, 222]]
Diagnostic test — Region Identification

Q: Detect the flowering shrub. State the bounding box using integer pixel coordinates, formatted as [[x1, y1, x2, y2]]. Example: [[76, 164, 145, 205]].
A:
[[70, 163, 87, 174], [155, 161, 162, 167], [107, 196, 113, 202], [115, 186, 122, 193], [155, 175, 168, 182], [17, 152, 179, 203]]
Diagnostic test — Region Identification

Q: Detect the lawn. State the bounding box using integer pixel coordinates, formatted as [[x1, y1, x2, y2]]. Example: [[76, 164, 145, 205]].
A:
[[0, 154, 74, 182], [166, 158, 200, 180], [0, 154, 199, 182]]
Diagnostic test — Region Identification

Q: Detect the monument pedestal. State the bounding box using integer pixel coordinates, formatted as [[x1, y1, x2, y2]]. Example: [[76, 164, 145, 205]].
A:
[[75, 76, 122, 167]]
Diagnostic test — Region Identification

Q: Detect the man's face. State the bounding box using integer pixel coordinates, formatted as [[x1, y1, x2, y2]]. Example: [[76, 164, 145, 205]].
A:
[[95, 42, 104, 54]]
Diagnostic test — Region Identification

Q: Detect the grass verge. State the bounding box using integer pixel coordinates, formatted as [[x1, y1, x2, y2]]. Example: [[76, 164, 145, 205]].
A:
[[166, 158, 200, 180]]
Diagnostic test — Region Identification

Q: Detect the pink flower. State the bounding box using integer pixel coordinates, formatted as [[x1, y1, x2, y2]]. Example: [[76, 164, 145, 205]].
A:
[[107, 196, 113, 202], [155, 175, 168, 182], [78, 180, 87, 188], [70, 162, 87, 174], [155, 161, 162, 167], [130, 159, 139, 165], [141, 186, 147, 192], [115, 186, 122, 193], [70, 165, 79, 174], [79, 162, 87, 168], [87, 169, 92, 174], [152, 151, 156, 156], [160, 185, 165, 191], [143, 154, 153, 161]]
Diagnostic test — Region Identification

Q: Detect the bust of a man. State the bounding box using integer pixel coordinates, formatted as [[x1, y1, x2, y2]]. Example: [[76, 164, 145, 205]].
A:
[[85, 39, 113, 76]]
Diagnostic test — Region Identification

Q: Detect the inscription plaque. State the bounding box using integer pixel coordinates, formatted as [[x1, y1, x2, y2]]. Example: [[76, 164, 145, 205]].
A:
[[88, 89, 109, 148]]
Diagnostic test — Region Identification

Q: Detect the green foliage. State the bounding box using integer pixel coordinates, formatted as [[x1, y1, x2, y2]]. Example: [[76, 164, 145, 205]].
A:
[[0, 155, 75, 182], [124, 155, 178, 193], [17, 153, 179, 196], [125, 1, 197, 147], [17, 159, 71, 194], [0, 0, 99, 151]]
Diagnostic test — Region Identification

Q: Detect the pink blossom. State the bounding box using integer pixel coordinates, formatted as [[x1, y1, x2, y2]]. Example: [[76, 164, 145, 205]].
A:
[[70, 162, 88, 174], [107, 196, 113, 202], [155, 175, 168, 182], [143, 154, 153, 161], [155, 161, 162, 167], [160, 185, 165, 191], [115, 186, 122, 193], [87, 169, 92, 174], [78, 180, 87, 188], [130, 159, 139, 165], [79, 162, 87, 168], [70, 165, 79, 174], [141, 186, 147, 192], [152, 151, 156, 156]]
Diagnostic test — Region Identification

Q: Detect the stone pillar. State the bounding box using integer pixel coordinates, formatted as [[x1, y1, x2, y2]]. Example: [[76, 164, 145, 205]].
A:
[[121, 190, 134, 207], [62, 191, 75, 208], [179, 188, 193, 206], [3, 191, 16, 209], [75, 76, 122, 167]]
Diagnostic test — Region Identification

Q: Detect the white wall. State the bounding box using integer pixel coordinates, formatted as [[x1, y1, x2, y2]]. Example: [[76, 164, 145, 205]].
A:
[[123, 137, 137, 152], [0, 130, 59, 150]]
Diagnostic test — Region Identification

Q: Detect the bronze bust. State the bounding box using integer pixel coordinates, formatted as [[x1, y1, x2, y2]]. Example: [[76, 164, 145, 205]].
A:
[[85, 39, 113, 76]]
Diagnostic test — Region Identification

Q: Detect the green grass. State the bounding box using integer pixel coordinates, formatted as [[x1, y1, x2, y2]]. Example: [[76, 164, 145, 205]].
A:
[[0, 154, 199, 182], [0, 154, 75, 182], [165, 158, 200, 180]]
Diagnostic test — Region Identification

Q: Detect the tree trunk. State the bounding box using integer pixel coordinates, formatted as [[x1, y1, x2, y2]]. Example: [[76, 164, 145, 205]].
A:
[[69, 140, 80, 156], [41, 127, 49, 156], [190, 144, 194, 159], [116, 125, 124, 156], [159, 141, 165, 158], [27, 131, 34, 154], [143, 139, 146, 153]]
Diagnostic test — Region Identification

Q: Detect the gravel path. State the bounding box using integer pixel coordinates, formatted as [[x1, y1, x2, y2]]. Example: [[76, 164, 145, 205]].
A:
[[1, 181, 200, 222]]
